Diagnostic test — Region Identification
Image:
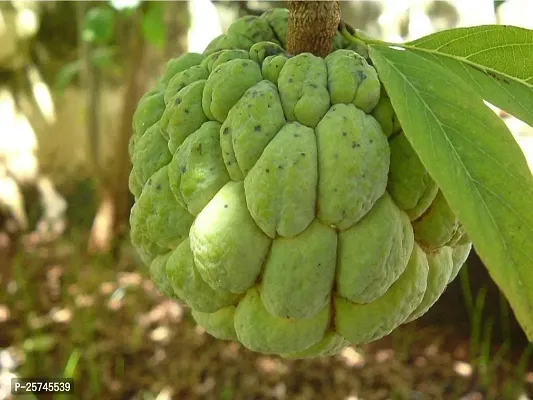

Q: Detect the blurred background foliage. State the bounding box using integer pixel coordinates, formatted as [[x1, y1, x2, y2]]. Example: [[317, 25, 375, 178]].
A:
[[0, 1, 532, 399]]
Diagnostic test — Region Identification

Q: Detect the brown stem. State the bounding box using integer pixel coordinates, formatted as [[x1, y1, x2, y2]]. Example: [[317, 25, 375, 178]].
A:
[[287, 0, 341, 57]]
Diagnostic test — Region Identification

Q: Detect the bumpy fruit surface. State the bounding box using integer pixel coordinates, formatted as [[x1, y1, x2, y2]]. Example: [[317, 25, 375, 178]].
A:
[[129, 9, 472, 358]]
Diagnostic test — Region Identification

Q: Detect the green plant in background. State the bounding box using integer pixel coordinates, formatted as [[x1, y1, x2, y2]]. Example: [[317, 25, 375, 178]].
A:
[[55, 1, 168, 92], [128, 1, 533, 359]]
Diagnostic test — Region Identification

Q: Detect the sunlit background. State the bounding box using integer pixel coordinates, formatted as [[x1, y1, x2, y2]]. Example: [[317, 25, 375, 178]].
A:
[[0, 1, 532, 399]]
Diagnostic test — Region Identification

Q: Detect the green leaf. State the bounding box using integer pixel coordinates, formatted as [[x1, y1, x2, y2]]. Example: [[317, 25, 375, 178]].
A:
[[55, 60, 83, 92], [369, 44, 533, 341], [403, 25, 533, 127], [83, 7, 116, 45], [142, 2, 167, 49]]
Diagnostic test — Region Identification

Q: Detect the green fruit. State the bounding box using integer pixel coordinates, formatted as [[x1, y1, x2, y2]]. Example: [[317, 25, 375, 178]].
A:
[[260, 220, 337, 319], [161, 80, 208, 153], [260, 8, 289, 47], [128, 9, 470, 358], [372, 92, 402, 137], [227, 15, 277, 44], [201, 49, 250, 74], [325, 49, 381, 113], [133, 91, 165, 139], [413, 191, 463, 252], [132, 121, 172, 187], [404, 246, 454, 323], [278, 53, 330, 127], [202, 59, 263, 122], [244, 122, 316, 237], [192, 306, 238, 341], [388, 133, 439, 220], [164, 65, 209, 106], [150, 252, 177, 299], [261, 54, 288, 84], [336, 193, 414, 304], [234, 287, 330, 354], [335, 244, 429, 344], [316, 104, 389, 229], [159, 53, 204, 87], [449, 235, 472, 284], [130, 166, 194, 252], [281, 331, 349, 359], [249, 41, 285, 65], [168, 121, 230, 215], [166, 239, 240, 313], [189, 182, 271, 294]]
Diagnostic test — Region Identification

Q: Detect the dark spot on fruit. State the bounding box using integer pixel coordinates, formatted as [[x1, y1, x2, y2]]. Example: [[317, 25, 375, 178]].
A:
[[197, 144, 202, 154], [300, 152, 305, 156], [254, 125, 261, 132], [369, 139, 373, 144], [278, 165, 283, 169], [318, 263, 321, 266], [342, 132, 347, 137], [242, 61, 249, 67], [334, 153, 339, 159], [352, 141, 359, 148], [334, 188, 338, 193], [288, 78, 294, 83], [147, 179, 152, 185], [184, 108, 190, 114], [357, 70, 367, 81], [227, 161, 232, 166], [224, 204, 228, 208], [265, 47, 280, 57], [175, 98, 182, 105], [266, 168, 270, 173], [181, 167, 186, 173], [310, 83, 317, 88], [156, 184, 162, 190], [223, 127, 230, 135], [294, 134, 300, 138]]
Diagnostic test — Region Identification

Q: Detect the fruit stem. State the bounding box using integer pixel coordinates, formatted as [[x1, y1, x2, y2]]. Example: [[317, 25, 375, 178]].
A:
[[287, 0, 341, 57], [339, 20, 391, 47]]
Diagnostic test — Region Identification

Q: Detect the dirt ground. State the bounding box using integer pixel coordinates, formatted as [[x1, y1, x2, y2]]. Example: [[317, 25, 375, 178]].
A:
[[0, 236, 532, 400]]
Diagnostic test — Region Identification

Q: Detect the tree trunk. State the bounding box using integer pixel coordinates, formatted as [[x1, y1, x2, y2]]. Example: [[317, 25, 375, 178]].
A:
[[88, 10, 145, 255], [287, 0, 340, 57]]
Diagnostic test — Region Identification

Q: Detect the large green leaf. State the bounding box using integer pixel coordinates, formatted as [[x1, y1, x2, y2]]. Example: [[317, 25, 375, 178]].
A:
[[369, 44, 533, 341], [403, 25, 533, 127]]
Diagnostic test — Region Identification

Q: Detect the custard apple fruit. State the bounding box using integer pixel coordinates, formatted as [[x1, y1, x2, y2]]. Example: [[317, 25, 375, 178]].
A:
[[129, 8, 472, 358]]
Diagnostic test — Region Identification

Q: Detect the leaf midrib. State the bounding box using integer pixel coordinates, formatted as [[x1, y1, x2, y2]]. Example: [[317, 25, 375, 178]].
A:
[[399, 43, 533, 89]]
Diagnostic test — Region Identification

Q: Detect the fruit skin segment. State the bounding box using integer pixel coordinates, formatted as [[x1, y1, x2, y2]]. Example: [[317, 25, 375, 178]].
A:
[[335, 244, 429, 345], [129, 8, 472, 358]]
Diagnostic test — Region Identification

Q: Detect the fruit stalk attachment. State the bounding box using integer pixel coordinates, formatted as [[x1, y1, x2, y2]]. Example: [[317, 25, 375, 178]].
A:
[[287, 0, 341, 57]]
